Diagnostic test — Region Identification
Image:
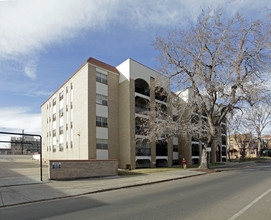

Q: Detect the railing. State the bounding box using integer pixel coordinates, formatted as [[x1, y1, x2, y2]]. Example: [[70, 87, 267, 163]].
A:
[[136, 147, 151, 156]]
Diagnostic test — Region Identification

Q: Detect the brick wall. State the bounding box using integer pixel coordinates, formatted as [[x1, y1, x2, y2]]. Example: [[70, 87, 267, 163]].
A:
[[49, 159, 118, 180]]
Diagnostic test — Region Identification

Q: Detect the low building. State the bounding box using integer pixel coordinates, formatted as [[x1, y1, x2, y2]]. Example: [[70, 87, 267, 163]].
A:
[[10, 136, 40, 155], [227, 133, 257, 159]]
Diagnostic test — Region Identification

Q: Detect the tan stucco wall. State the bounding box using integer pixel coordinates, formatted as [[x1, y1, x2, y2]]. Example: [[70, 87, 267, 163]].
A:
[[118, 79, 132, 169], [108, 72, 120, 160], [87, 64, 97, 159]]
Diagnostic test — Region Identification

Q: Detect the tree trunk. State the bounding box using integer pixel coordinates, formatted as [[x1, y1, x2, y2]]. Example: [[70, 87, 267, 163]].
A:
[[199, 146, 209, 169], [257, 139, 261, 159]]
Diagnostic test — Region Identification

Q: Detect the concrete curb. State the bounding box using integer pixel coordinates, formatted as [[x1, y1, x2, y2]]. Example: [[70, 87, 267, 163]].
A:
[[0, 172, 207, 208]]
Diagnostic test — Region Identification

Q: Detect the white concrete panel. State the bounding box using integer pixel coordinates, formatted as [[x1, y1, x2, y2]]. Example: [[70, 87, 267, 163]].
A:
[[60, 100, 63, 109], [60, 134, 63, 144], [53, 137, 56, 145], [60, 117, 63, 126], [96, 68, 108, 75], [96, 149, 108, 160], [96, 127, 108, 139], [96, 105, 108, 117], [173, 152, 179, 160], [173, 137, 179, 145], [53, 106, 56, 114], [53, 121, 56, 129], [66, 94, 69, 102], [96, 82, 108, 95], [71, 90, 73, 101], [116, 59, 130, 83], [71, 129, 73, 141], [71, 110, 73, 121], [66, 134, 69, 142]]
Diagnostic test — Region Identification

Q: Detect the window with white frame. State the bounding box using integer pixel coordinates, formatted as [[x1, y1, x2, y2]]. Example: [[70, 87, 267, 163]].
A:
[[96, 94, 108, 106], [59, 91, 64, 101], [59, 126, 63, 135], [96, 139, 108, 149], [52, 98, 56, 106], [59, 108, 63, 117], [53, 113, 56, 121], [59, 143, 64, 151], [96, 116, 108, 127], [53, 129, 56, 137], [96, 71, 108, 84]]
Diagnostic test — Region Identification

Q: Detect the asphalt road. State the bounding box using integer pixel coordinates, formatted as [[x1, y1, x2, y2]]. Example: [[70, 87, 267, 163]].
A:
[[0, 161, 270, 220]]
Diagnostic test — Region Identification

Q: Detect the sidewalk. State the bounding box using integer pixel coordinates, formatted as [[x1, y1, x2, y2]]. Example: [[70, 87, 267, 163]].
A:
[[0, 169, 206, 208]]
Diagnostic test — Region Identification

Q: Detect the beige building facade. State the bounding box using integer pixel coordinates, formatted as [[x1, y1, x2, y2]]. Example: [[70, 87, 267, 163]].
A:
[[41, 57, 226, 169]]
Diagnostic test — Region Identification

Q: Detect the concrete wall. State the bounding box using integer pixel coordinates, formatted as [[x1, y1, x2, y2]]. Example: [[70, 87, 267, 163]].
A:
[[48, 159, 118, 180]]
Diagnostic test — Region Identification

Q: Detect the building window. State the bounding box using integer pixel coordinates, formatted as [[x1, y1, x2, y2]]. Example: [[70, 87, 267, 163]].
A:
[[66, 104, 68, 112], [53, 98, 56, 106], [49, 102, 51, 107], [66, 142, 68, 148], [53, 113, 56, 121], [222, 135, 227, 145], [49, 131, 51, 137], [66, 86, 68, 93], [70, 122, 73, 129], [96, 116, 108, 127], [59, 143, 63, 151], [71, 141, 73, 148], [70, 102, 73, 109], [59, 109, 63, 117], [66, 123, 68, 130], [53, 145, 56, 152], [59, 91, 64, 101], [96, 139, 108, 149], [96, 94, 108, 106], [71, 83, 73, 90], [173, 145, 178, 152], [96, 71, 108, 84], [53, 129, 56, 137], [59, 126, 63, 135], [49, 117, 51, 122], [192, 144, 200, 156]]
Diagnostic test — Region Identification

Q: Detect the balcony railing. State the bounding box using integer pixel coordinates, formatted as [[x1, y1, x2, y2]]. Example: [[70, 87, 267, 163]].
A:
[[136, 147, 151, 156]]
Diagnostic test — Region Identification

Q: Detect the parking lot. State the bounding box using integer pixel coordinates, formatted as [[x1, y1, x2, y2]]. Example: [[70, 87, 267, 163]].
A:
[[0, 155, 48, 186]]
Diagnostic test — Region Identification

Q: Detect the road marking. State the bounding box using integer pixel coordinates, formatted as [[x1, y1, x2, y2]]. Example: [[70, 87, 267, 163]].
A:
[[228, 188, 271, 220]]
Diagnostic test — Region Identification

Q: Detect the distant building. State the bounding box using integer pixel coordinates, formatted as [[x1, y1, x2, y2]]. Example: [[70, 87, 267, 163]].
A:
[[10, 136, 40, 155], [227, 133, 257, 159], [0, 148, 12, 155]]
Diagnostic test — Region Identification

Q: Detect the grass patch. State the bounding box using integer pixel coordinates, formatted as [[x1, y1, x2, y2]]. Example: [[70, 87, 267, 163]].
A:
[[229, 157, 263, 163], [118, 167, 183, 176]]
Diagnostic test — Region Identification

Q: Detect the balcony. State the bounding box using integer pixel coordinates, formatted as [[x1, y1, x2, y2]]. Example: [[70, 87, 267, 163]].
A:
[[135, 79, 150, 97]]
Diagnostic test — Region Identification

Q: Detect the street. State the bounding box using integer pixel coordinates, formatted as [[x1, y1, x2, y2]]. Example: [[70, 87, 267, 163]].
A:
[[0, 161, 270, 220]]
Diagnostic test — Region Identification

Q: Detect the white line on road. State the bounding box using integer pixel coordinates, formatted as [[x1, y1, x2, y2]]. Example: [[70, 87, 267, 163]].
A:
[[228, 188, 271, 220]]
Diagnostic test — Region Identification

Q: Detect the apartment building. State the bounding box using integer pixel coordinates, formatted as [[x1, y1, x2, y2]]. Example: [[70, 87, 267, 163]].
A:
[[41, 57, 226, 169]]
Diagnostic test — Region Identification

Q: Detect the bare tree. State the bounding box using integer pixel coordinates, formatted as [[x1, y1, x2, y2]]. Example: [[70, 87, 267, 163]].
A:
[[153, 9, 271, 168], [242, 104, 271, 159]]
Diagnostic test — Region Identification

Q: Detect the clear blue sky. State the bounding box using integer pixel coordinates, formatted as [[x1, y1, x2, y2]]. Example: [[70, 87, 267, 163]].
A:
[[0, 0, 270, 135]]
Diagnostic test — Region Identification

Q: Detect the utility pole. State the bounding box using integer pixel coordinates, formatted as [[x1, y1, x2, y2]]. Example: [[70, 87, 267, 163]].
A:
[[21, 129, 24, 155]]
